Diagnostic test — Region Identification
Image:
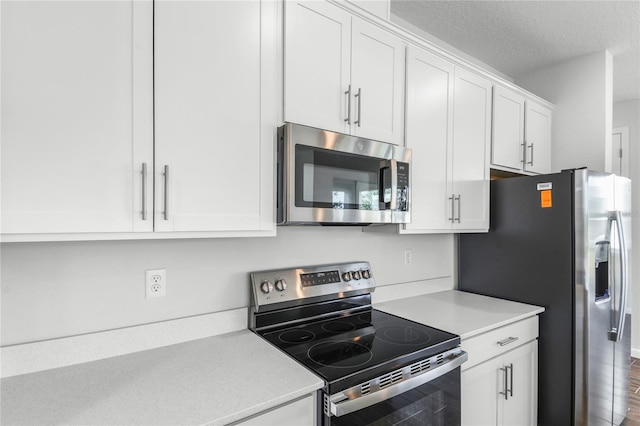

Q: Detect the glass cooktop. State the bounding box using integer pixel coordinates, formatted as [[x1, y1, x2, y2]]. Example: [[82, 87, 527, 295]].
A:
[[260, 309, 459, 390]]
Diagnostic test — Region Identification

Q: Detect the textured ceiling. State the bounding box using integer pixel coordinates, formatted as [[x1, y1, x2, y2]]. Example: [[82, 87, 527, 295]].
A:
[[390, 0, 640, 103]]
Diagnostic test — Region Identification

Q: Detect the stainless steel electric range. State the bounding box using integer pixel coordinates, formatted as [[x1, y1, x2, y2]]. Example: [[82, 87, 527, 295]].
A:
[[249, 261, 467, 425]]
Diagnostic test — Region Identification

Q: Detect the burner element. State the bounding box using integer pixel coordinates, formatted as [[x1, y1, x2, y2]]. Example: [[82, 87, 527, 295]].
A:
[[322, 321, 356, 333], [308, 340, 373, 368], [279, 329, 315, 344], [376, 325, 432, 346], [358, 311, 389, 324]]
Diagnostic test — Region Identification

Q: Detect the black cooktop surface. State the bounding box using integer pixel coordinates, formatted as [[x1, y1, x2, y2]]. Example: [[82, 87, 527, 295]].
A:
[[260, 309, 459, 390]]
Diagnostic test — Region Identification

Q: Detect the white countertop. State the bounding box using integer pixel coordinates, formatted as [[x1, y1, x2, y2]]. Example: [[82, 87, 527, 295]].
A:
[[1, 330, 323, 426], [375, 290, 544, 339], [2, 290, 543, 425]]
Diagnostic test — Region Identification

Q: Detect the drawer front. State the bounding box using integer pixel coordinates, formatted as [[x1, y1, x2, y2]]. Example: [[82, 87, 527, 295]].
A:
[[461, 316, 538, 370]]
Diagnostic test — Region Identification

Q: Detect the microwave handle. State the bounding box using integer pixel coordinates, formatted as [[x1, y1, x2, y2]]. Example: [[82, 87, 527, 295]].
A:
[[378, 160, 397, 210], [389, 159, 398, 211]]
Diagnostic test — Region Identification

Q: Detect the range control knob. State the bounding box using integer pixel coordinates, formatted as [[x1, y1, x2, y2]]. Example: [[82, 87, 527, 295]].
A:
[[260, 280, 274, 294], [342, 271, 352, 282], [361, 269, 371, 279], [275, 279, 287, 292], [352, 271, 362, 280]]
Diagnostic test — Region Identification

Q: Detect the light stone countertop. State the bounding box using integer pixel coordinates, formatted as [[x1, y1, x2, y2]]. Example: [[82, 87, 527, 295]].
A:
[[1, 290, 542, 425], [1, 330, 323, 426], [375, 290, 545, 339]]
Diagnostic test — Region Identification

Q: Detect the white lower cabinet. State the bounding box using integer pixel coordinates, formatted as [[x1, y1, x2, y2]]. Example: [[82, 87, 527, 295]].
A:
[[461, 317, 539, 426], [234, 394, 315, 426]]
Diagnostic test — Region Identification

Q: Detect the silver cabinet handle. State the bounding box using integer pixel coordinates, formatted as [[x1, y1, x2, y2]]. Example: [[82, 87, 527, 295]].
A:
[[520, 142, 526, 164], [163, 165, 169, 220], [497, 336, 519, 346], [527, 143, 534, 165], [141, 163, 148, 220], [508, 363, 514, 397], [500, 366, 509, 400], [455, 195, 461, 223], [448, 195, 455, 222], [354, 88, 362, 127], [344, 85, 351, 125]]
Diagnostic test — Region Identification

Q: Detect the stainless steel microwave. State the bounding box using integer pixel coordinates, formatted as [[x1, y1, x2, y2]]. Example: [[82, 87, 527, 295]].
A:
[[277, 123, 411, 225]]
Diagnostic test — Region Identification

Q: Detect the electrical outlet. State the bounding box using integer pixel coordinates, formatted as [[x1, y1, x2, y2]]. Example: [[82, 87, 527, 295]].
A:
[[404, 249, 412, 266], [146, 269, 166, 298]]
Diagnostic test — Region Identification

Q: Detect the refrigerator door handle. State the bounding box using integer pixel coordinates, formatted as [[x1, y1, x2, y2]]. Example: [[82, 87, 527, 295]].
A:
[[607, 211, 628, 342]]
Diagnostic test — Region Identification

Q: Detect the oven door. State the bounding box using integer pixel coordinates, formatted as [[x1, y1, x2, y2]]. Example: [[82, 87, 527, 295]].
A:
[[321, 351, 467, 426]]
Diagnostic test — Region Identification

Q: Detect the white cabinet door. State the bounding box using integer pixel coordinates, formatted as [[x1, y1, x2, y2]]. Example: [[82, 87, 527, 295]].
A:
[[284, 0, 351, 135], [1, 1, 153, 235], [154, 0, 276, 233], [462, 340, 538, 426], [492, 85, 553, 175], [492, 86, 526, 171], [351, 17, 405, 145], [462, 355, 502, 426], [284, 0, 404, 145], [402, 55, 490, 233], [401, 45, 453, 233], [451, 69, 492, 232], [501, 341, 538, 426], [524, 101, 552, 175]]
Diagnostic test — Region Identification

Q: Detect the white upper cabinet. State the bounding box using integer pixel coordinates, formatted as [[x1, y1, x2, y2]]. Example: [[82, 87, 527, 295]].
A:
[[1, 0, 276, 241], [402, 46, 491, 233], [154, 0, 276, 233], [284, 1, 351, 136], [349, 18, 405, 144], [284, 0, 405, 145], [402, 46, 453, 233], [492, 85, 552, 175], [524, 100, 552, 174], [492, 86, 526, 171], [1, 1, 153, 236], [451, 68, 492, 232]]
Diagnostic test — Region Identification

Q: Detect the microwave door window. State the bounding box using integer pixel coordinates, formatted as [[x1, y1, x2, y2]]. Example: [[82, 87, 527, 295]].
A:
[[296, 145, 383, 211], [302, 164, 379, 211]]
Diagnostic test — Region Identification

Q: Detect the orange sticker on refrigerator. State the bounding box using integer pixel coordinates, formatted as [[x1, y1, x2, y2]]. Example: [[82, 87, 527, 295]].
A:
[[540, 190, 552, 208]]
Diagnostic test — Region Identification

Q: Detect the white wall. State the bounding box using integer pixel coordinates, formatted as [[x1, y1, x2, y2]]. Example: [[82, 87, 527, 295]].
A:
[[0, 228, 454, 346], [613, 99, 640, 357], [516, 51, 612, 173]]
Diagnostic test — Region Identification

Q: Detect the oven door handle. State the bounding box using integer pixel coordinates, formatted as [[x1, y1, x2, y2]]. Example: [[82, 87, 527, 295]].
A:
[[328, 350, 468, 417]]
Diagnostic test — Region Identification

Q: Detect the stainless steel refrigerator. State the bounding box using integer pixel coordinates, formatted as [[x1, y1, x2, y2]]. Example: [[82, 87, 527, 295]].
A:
[[459, 169, 631, 425]]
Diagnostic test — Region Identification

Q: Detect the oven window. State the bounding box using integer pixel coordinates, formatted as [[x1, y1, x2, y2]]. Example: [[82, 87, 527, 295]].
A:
[[323, 368, 461, 426], [296, 145, 388, 210]]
